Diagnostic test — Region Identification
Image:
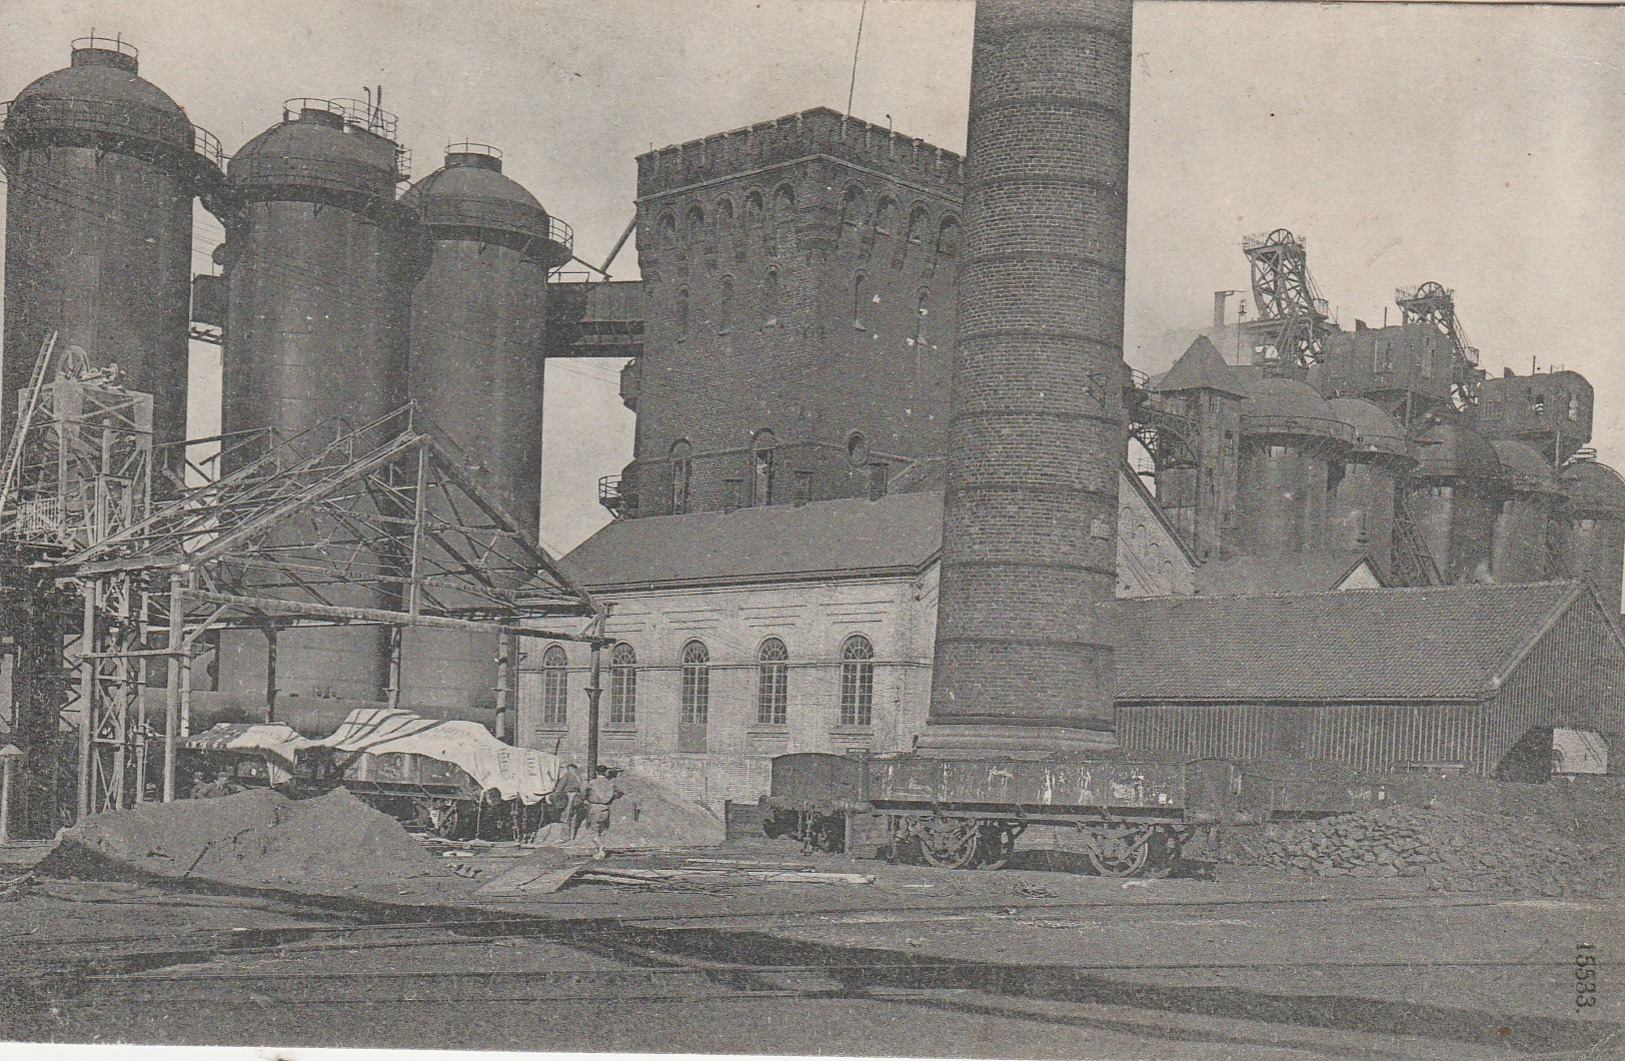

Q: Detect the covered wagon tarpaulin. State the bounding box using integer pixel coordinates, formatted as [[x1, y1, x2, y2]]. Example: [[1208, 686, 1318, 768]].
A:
[[181, 722, 308, 784], [312, 708, 559, 805], [183, 722, 307, 757]]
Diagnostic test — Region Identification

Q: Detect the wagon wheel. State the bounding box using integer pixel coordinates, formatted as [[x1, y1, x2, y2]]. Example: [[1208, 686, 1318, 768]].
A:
[[976, 823, 1022, 870], [919, 817, 979, 870], [429, 801, 462, 839], [1085, 825, 1152, 878]]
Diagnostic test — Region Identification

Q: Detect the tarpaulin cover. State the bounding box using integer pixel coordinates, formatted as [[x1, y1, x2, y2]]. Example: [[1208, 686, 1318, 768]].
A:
[[183, 710, 560, 805], [181, 722, 307, 784], [312, 708, 559, 805], [183, 722, 306, 759]]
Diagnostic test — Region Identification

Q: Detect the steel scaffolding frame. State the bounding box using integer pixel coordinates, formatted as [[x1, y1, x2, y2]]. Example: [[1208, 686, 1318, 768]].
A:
[[2, 397, 602, 817]]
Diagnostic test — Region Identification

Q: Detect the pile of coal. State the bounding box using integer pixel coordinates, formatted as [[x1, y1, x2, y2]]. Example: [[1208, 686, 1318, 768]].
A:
[[1249, 803, 1622, 897], [41, 788, 453, 898]]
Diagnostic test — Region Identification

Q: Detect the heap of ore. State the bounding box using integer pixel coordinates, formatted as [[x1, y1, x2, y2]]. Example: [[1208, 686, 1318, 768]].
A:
[[1249, 803, 1622, 898]]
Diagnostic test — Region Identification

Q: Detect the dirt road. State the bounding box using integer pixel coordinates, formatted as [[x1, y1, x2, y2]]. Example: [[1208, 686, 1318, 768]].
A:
[[1, 840, 1620, 1058]]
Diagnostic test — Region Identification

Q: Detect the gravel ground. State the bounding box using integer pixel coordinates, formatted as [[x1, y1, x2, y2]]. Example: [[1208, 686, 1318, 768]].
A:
[[2, 833, 1621, 1058]]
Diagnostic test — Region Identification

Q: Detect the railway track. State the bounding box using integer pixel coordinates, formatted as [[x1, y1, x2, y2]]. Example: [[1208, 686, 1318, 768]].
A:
[[1, 888, 1536, 970], [3, 883, 1618, 1058], [4, 885, 1589, 959]]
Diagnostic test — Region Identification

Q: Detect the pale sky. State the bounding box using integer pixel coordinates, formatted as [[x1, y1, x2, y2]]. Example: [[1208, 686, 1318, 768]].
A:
[[2, 0, 1621, 556]]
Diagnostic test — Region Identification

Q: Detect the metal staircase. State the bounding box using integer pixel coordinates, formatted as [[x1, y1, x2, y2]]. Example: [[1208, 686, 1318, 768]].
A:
[[1391, 489, 1443, 586]]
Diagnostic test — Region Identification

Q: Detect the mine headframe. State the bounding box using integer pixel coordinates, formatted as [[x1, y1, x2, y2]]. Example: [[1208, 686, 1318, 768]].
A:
[[1242, 228, 1334, 377], [1395, 281, 1485, 410]]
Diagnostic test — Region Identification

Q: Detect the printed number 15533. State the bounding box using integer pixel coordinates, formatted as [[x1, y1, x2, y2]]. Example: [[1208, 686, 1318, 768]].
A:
[[1577, 944, 1598, 1009]]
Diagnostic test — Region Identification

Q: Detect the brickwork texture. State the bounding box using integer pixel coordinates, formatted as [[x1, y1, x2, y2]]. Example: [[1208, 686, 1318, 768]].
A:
[[929, 0, 1133, 732]]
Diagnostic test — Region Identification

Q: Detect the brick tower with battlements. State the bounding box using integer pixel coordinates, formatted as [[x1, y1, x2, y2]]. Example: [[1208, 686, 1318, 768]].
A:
[[619, 108, 963, 518]]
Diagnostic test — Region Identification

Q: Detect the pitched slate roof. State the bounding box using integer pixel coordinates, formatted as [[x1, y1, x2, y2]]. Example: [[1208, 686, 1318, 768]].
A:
[[563, 490, 943, 590], [1193, 551, 1378, 596], [1152, 336, 1251, 397], [1106, 581, 1595, 702], [565, 463, 1187, 591]]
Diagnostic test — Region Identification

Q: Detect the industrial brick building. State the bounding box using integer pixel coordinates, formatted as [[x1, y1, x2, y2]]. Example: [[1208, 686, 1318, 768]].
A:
[[523, 504, 1623, 795], [607, 110, 1625, 615], [613, 107, 963, 520], [5, 26, 1624, 812]]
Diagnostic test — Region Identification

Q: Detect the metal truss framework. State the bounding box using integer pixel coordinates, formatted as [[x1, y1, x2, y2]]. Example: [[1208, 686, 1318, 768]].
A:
[[0, 356, 156, 815], [1242, 228, 1334, 376], [1396, 281, 1485, 410], [3, 397, 603, 816]]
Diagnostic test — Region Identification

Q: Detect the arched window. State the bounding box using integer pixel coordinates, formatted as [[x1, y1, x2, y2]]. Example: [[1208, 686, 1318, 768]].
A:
[[757, 638, 788, 725], [685, 203, 707, 240], [772, 184, 796, 244], [752, 429, 776, 506], [839, 635, 874, 727], [763, 267, 782, 326], [744, 190, 765, 233], [873, 196, 897, 239], [937, 216, 961, 259], [913, 288, 930, 347], [677, 287, 690, 339], [658, 212, 678, 246], [715, 197, 735, 231], [904, 205, 929, 250], [839, 184, 866, 245], [542, 645, 568, 726], [609, 642, 637, 725], [852, 273, 869, 329], [846, 432, 869, 466], [718, 275, 734, 333], [680, 640, 710, 726], [670, 440, 693, 514]]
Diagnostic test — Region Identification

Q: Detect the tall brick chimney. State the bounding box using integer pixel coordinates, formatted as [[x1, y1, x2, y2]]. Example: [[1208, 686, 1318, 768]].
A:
[[919, 0, 1131, 754]]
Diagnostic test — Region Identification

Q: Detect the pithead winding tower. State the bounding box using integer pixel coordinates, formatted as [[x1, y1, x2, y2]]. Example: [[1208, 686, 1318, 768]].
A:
[[922, 0, 1131, 754]]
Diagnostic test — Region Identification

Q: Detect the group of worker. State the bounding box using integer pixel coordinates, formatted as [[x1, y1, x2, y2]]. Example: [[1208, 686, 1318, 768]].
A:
[[543, 762, 621, 859]]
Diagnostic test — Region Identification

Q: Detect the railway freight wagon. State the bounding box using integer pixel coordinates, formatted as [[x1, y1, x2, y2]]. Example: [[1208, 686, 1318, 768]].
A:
[[181, 707, 558, 840], [766, 752, 1248, 876]]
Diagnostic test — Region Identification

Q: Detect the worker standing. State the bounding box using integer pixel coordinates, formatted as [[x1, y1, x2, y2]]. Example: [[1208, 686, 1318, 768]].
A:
[[549, 762, 585, 843], [583, 765, 621, 860]]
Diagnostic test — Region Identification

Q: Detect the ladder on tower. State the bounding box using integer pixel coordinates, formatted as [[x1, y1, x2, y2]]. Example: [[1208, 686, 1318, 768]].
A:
[[1390, 489, 1443, 586], [0, 331, 59, 531]]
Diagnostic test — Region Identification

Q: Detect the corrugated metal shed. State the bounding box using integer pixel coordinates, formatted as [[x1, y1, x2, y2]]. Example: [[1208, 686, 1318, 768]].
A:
[[1110, 581, 1625, 775]]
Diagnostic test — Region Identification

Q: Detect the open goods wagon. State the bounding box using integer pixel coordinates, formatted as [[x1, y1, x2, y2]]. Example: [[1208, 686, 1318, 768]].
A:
[[766, 752, 1245, 876], [767, 752, 1409, 875]]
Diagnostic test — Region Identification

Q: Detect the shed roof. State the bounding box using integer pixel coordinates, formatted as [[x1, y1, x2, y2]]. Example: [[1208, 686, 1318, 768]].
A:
[[1193, 551, 1378, 596], [563, 490, 943, 590], [1107, 581, 1600, 702]]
